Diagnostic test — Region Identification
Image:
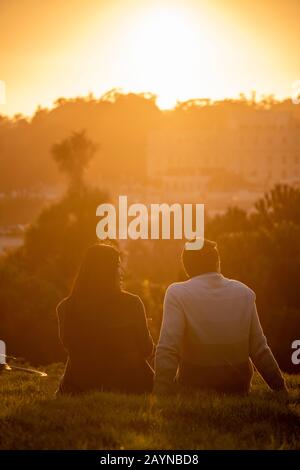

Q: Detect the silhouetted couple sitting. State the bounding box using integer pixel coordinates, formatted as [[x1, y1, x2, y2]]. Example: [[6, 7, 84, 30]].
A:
[[57, 242, 287, 395]]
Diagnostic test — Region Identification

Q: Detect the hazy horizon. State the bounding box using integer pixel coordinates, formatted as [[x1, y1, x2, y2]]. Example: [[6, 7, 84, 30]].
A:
[[0, 88, 297, 120]]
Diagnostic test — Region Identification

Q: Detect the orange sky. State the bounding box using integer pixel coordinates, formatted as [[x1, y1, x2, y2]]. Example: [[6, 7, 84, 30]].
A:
[[0, 0, 300, 116]]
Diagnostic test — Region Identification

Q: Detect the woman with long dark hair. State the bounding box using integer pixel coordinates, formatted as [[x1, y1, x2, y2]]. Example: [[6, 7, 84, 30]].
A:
[[57, 244, 154, 394]]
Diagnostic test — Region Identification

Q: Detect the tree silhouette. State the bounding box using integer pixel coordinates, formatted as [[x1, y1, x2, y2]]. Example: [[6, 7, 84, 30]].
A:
[[254, 184, 300, 226], [51, 130, 98, 191]]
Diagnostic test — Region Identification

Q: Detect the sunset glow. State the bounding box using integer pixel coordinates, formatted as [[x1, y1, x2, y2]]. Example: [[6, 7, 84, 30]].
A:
[[0, 0, 300, 455], [0, 0, 299, 116], [111, 4, 216, 109]]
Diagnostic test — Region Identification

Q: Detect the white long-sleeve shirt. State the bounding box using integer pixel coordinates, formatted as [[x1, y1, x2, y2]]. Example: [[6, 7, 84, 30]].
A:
[[155, 272, 285, 393]]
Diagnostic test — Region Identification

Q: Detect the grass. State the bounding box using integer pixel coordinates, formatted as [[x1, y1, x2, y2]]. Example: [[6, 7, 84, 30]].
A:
[[0, 364, 299, 450]]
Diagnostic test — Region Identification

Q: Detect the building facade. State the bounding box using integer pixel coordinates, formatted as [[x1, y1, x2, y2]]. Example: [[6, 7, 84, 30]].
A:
[[147, 110, 300, 189]]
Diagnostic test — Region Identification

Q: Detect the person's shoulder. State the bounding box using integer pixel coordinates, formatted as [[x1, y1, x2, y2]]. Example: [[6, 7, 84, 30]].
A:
[[225, 277, 256, 300], [120, 289, 140, 301], [56, 297, 70, 317], [165, 280, 189, 298], [120, 290, 144, 307]]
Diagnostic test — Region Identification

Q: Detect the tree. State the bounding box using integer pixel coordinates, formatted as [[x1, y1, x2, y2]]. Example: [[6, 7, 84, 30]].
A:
[[51, 130, 98, 191], [254, 184, 300, 227], [0, 185, 108, 364]]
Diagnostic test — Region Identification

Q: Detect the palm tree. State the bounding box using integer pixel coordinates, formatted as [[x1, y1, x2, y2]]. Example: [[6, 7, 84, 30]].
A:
[[51, 130, 98, 191]]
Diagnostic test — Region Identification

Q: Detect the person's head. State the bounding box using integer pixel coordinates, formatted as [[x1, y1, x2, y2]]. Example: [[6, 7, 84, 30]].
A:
[[70, 243, 121, 303], [181, 239, 220, 278]]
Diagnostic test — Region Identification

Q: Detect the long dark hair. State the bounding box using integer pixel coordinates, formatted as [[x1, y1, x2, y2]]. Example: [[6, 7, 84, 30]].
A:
[[64, 244, 121, 344], [70, 243, 120, 302]]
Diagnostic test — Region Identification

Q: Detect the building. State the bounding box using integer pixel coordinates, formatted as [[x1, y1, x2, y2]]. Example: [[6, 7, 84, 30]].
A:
[[147, 110, 300, 191]]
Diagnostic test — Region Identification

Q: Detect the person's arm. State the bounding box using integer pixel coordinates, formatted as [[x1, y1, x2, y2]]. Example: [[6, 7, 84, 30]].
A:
[[135, 296, 154, 359], [249, 300, 287, 392], [154, 286, 185, 394]]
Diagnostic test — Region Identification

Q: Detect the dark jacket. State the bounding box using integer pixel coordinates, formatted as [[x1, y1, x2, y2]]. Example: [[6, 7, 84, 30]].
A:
[[57, 291, 154, 394]]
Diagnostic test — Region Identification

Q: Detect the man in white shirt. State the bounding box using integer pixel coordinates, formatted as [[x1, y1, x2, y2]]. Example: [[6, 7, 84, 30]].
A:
[[154, 239, 287, 394]]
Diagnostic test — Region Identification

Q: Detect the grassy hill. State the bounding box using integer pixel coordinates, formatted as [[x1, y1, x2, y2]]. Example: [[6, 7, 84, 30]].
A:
[[0, 364, 299, 450]]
